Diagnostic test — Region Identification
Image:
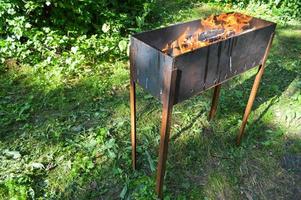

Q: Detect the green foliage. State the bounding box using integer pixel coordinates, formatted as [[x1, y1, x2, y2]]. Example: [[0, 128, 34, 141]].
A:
[[0, 0, 158, 76], [1, 179, 28, 200], [0, 0, 156, 34], [203, 0, 301, 19]]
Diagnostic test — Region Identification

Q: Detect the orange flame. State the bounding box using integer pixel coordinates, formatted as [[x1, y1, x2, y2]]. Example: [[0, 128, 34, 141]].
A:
[[202, 15, 222, 30], [162, 13, 253, 56]]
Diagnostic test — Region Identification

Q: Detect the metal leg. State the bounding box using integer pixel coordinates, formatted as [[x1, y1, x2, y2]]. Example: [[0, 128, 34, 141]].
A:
[[156, 70, 178, 199], [130, 77, 137, 169], [130, 79, 137, 169], [237, 33, 275, 145], [208, 84, 222, 120]]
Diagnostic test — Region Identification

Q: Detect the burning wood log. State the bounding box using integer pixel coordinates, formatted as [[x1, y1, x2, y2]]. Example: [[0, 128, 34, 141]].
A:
[[162, 13, 253, 56], [198, 29, 225, 42]]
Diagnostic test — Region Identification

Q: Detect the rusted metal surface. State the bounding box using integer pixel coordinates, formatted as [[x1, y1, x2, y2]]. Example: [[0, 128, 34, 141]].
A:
[[130, 37, 173, 101], [208, 84, 222, 120], [155, 69, 178, 199], [236, 32, 275, 145], [131, 14, 276, 104], [130, 49, 137, 170]]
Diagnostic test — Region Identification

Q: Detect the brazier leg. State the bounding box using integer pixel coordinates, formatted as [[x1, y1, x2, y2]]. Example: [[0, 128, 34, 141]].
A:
[[208, 84, 222, 120], [156, 70, 178, 199], [237, 64, 264, 145], [130, 78, 137, 170], [237, 33, 275, 145], [156, 98, 174, 199]]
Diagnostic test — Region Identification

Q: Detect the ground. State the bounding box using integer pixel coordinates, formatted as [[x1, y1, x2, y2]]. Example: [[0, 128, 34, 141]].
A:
[[0, 2, 300, 200]]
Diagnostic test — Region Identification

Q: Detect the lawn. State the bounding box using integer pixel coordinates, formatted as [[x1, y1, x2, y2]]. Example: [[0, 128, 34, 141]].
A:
[[0, 2, 300, 199]]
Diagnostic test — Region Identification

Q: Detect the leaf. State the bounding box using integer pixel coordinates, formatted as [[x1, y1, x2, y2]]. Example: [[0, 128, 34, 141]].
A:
[[274, 0, 281, 6], [86, 139, 97, 149], [66, 160, 72, 170], [143, 94, 153, 100], [145, 150, 155, 172], [71, 125, 83, 132], [108, 150, 116, 159], [31, 162, 45, 170], [118, 40, 127, 52], [3, 150, 21, 159], [102, 23, 110, 33], [87, 161, 94, 169], [105, 138, 116, 149], [119, 185, 127, 199], [18, 103, 31, 118], [71, 46, 78, 54], [245, 191, 253, 200]]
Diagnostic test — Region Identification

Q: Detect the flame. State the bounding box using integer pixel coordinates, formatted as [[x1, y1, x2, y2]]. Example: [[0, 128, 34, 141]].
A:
[[162, 13, 253, 56], [201, 15, 222, 30], [217, 13, 252, 33]]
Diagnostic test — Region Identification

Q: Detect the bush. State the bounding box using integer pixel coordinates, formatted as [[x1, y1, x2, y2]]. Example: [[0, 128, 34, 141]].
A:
[[203, 0, 301, 19], [1, 0, 156, 34], [0, 0, 158, 72]]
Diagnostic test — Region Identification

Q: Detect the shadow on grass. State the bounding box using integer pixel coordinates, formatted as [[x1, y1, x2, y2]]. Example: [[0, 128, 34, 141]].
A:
[[166, 120, 301, 199], [0, 71, 130, 143], [0, 66, 135, 198], [219, 57, 298, 117]]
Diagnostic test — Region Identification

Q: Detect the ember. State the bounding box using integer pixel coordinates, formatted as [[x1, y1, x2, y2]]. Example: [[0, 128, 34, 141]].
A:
[[162, 13, 253, 56]]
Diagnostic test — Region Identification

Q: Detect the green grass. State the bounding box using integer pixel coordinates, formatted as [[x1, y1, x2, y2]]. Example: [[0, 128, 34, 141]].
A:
[[1, 2, 301, 200]]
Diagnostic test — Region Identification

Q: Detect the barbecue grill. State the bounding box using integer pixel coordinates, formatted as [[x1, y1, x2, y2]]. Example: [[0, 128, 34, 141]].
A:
[[129, 12, 276, 198]]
